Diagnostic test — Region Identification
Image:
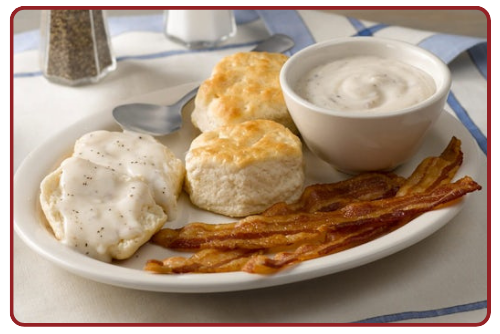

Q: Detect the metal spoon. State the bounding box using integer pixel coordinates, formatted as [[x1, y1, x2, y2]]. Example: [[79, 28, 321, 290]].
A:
[[112, 34, 295, 136]]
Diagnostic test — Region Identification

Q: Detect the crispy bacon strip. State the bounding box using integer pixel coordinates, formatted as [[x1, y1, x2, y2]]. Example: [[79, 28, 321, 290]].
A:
[[146, 225, 397, 275], [242, 224, 398, 274], [145, 249, 261, 274], [396, 136, 463, 196], [145, 177, 481, 274], [151, 218, 327, 251], [262, 172, 405, 216]]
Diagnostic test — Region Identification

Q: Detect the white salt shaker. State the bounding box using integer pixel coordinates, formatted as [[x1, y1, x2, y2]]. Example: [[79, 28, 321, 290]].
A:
[[164, 10, 236, 49]]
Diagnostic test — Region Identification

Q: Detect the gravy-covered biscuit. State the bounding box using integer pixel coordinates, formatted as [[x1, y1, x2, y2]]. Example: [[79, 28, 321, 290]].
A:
[[39, 131, 185, 262], [185, 120, 304, 217], [191, 52, 298, 134], [40, 157, 167, 262]]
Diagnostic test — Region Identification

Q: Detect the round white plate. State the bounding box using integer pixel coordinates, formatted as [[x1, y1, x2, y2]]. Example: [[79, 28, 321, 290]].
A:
[[13, 86, 480, 293]]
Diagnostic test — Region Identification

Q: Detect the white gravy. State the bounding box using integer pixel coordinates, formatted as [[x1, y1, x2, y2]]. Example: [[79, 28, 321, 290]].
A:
[[296, 55, 436, 112], [73, 130, 179, 215]]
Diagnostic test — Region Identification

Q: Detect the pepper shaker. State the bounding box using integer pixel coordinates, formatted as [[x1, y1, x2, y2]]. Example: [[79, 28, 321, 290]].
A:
[[164, 10, 236, 49], [39, 10, 116, 86]]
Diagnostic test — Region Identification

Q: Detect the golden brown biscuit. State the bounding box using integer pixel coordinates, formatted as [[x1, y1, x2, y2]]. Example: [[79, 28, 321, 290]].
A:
[[185, 119, 304, 217], [191, 52, 298, 134]]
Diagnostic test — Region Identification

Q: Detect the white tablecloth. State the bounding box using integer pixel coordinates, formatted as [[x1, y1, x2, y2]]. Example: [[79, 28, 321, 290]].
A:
[[12, 10, 489, 325]]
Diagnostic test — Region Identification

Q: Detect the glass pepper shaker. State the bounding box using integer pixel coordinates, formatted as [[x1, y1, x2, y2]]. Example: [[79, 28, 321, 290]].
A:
[[39, 10, 116, 86]]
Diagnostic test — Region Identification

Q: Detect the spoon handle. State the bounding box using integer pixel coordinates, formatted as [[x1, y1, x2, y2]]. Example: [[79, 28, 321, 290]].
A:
[[251, 34, 295, 53], [173, 86, 199, 107]]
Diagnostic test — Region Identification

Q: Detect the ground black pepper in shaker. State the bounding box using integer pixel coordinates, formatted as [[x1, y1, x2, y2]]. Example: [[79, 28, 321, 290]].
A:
[[40, 10, 116, 86]]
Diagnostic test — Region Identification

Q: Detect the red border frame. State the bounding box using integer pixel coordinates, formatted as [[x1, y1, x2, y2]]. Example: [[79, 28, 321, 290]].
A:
[[10, 5, 491, 328]]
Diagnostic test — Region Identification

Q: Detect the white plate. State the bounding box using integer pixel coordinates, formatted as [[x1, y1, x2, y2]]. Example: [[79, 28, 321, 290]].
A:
[[13, 85, 480, 293]]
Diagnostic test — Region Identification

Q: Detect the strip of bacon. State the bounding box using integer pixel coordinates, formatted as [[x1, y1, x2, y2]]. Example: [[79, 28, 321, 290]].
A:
[[145, 249, 261, 274], [242, 224, 398, 275], [261, 136, 462, 217], [396, 136, 463, 196], [262, 172, 405, 216], [151, 218, 327, 252]]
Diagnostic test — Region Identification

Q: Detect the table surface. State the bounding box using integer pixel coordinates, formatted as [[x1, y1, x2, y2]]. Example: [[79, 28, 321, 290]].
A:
[[13, 9, 488, 37], [11, 9, 489, 326]]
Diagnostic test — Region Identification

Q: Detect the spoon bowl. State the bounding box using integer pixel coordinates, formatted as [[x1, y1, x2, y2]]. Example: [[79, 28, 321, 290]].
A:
[[113, 87, 198, 136], [112, 34, 294, 136]]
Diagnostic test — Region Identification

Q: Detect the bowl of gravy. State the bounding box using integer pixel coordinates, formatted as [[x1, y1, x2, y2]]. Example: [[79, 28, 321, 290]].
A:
[[280, 37, 451, 173]]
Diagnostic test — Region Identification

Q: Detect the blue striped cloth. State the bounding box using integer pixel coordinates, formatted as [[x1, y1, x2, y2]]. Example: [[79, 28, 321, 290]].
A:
[[13, 10, 488, 324]]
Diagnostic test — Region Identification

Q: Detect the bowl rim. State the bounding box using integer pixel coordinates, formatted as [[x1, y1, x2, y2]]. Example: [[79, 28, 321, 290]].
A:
[[280, 36, 452, 119]]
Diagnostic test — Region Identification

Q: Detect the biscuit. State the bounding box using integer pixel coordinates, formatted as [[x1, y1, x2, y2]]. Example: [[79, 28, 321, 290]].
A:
[[191, 52, 298, 134], [185, 119, 304, 217], [39, 130, 185, 262]]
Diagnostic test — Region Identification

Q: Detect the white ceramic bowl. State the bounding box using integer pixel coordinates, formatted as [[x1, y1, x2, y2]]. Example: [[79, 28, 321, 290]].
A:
[[280, 37, 451, 173]]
